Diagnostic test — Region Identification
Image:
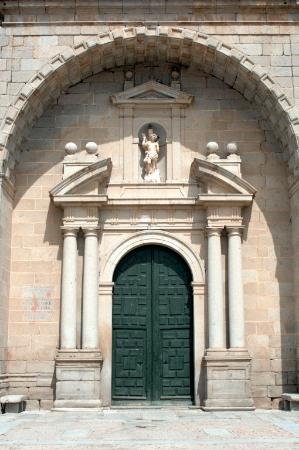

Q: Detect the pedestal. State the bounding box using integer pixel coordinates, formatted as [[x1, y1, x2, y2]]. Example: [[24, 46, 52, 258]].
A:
[[203, 349, 255, 410], [54, 349, 103, 409]]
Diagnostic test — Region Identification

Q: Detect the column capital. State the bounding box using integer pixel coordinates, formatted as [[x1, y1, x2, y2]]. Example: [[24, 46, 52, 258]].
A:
[[82, 227, 98, 237], [226, 226, 244, 236], [61, 226, 79, 237], [206, 226, 223, 237]]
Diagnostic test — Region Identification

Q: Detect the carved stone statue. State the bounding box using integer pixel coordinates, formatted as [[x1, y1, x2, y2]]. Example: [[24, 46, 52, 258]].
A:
[[141, 127, 160, 183]]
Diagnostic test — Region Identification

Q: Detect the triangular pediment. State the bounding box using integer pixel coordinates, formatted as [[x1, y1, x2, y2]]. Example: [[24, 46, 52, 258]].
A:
[[50, 158, 112, 206], [111, 81, 193, 106], [191, 158, 256, 205]]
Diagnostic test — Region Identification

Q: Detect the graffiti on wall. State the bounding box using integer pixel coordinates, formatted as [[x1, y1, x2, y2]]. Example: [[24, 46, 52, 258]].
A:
[[23, 286, 54, 321]]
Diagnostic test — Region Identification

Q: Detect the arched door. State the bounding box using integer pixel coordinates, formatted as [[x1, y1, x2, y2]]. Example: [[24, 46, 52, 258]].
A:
[[112, 245, 193, 405]]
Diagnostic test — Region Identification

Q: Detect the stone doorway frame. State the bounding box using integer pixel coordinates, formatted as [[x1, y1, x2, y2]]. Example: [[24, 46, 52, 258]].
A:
[[98, 230, 205, 406]]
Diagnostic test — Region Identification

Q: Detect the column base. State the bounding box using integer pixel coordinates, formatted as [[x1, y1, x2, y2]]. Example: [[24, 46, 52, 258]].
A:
[[54, 349, 103, 409], [203, 349, 255, 411]]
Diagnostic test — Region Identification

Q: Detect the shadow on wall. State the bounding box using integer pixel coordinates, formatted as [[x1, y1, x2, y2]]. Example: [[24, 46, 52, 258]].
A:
[[242, 139, 296, 409]]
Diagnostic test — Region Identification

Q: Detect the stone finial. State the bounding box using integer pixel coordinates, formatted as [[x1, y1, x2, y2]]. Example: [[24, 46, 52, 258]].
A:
[[65, 142, 77, 156], [171, 68, 180, 81], [206, 141, 219, 161], [171, 67, 181, 90], [125, 70, 133, 81], [124, 69, 134, 90], [226, 142, 238, 156], [85, 142, 98, 155]]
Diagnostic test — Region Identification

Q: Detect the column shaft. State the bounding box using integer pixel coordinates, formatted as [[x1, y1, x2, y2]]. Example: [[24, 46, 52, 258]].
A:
[[207, 228, 225, 349], [60, 228, 78, 349], [82, 229, 99, 348], [228, 228, 245, 348]]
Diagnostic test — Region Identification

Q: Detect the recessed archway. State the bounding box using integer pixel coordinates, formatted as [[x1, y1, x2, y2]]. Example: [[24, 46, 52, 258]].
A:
[[111, 244, 194, 405], [0, 26, 298, 177], [98, 230, 205, 405]]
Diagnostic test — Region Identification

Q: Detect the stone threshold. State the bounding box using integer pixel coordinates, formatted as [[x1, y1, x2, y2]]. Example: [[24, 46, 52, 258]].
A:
[[202, 406, 255, 411], [52, 405, 203, 411]]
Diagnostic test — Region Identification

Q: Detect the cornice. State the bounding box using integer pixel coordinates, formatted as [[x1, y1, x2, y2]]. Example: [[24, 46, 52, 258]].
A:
[[191, 158, 257, 198], [50, 158, 112, 198], [1, 0, 298, 13]]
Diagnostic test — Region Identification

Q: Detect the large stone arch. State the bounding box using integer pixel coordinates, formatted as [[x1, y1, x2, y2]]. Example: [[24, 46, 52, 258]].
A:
[[0, 26, 299, 177]]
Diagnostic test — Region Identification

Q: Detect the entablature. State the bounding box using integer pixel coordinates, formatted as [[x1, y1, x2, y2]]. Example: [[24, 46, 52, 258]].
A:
[[50, 149, 257, 231]]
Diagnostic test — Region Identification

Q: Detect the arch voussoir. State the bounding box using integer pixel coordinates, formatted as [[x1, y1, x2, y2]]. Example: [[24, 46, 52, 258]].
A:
[[0, 25, 298, 176]]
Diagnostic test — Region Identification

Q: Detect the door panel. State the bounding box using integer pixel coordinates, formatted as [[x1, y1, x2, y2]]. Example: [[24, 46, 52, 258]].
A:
[[112, 247, 151, 401], [112, 245, 193, 404]]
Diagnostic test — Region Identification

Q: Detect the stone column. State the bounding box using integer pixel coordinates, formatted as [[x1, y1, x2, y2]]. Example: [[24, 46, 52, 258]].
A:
[[206, 227, 225, 349], [227, 227, 245, 348], [204, 225, 254, 411], [82, 228, 99, 349], [60, 227, 78, 349]]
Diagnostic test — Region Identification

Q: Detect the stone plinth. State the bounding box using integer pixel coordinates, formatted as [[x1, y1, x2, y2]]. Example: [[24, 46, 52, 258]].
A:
[[203, 349, 255, 411], [54, 349, 103, 409]]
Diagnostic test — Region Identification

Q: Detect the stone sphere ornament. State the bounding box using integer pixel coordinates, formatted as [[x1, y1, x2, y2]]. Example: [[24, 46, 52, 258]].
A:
[[85, 142, 98, 154], [226, 142, 238, 155], [171, 68, 180, 80], [65, 142, 78, 155], [125, 70, 133, 81], [206, 141, 219, 155]]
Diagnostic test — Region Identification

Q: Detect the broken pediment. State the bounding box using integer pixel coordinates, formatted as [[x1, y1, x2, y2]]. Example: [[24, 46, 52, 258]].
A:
[[50, 158, 112, 206], [191, 158, 256, 205], [110, 80, 193, 107]]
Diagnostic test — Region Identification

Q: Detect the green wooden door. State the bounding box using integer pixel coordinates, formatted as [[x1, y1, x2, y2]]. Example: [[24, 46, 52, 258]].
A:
[[112, 245, 193, 404]]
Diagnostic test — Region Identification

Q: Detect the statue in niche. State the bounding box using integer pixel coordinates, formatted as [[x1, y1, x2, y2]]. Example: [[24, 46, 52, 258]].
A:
[[141, 126, 160, 183]]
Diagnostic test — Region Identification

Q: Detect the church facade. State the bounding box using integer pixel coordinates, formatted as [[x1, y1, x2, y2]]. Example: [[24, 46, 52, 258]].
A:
[[0, 0, 299, 410]]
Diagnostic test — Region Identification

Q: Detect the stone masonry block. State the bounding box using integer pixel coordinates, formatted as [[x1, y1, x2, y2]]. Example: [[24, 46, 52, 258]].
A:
[[40, 400, 53, 410], [237, 44, 263, 56], [28, 387, 54, 401], [25, 399, 40, 411], [270, 56, 291, 66]]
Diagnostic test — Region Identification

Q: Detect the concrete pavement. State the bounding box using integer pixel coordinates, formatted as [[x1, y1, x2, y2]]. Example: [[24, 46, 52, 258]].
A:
[[0, 408, 299, 449]]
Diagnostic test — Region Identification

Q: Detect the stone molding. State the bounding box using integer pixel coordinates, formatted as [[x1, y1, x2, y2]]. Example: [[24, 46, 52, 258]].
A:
[[0, 26, 298, 178], [50, 158, 112, 205], [55, 349, 103, 364], [99, 229, 205, 284], [111, 80, 193, 107], [192, 158, 257, 198], [2, 1, 298, 20]]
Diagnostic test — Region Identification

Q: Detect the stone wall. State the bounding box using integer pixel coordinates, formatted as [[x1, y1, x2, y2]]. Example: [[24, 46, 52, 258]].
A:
[[5, 65, 294, 408], [0, 0, 299, 409], [1, 1, 299, 118]]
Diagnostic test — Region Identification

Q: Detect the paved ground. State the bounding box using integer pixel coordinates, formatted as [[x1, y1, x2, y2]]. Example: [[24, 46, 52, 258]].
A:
[[0, 408, 299, 449]]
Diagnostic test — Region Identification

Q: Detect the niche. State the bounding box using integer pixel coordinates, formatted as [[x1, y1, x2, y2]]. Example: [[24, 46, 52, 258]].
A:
[[138, 123, 167, 183]]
